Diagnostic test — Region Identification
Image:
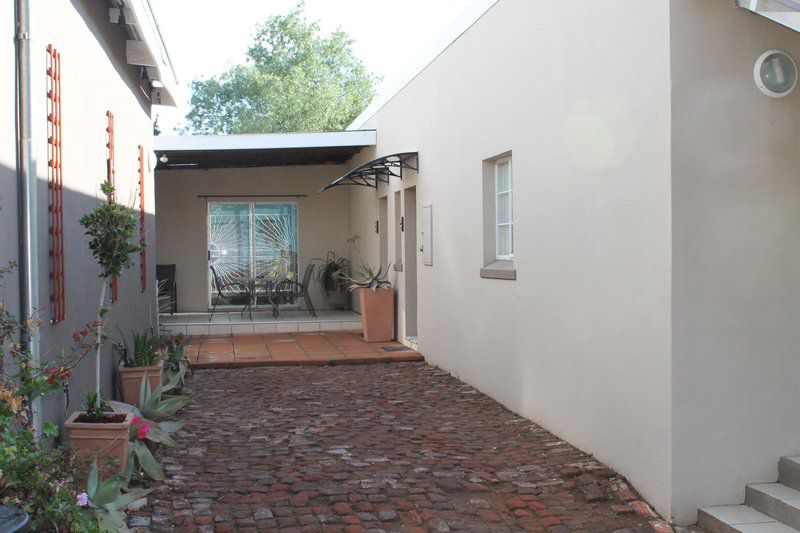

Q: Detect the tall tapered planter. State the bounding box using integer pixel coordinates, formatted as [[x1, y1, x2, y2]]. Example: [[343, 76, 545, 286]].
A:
[[65, 411, 133, 477], [118, 363, 162, 407], [358, 287, 394, 342]]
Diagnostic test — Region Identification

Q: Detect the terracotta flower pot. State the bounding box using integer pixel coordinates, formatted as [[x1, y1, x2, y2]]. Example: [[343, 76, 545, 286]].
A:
[[358, 287, 394, 342], [118, 363, 162, 406], [65, 411, 133, 477]]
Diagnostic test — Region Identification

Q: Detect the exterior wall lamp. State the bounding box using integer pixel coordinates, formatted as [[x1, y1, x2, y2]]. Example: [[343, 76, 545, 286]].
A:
[[754, 50, 797, 98]]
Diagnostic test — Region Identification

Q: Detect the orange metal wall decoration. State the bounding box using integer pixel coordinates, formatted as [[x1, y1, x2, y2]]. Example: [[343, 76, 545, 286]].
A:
[[138, 145, 146, 292], [106, 111, 119, 302], [47, 44, 66, 323]]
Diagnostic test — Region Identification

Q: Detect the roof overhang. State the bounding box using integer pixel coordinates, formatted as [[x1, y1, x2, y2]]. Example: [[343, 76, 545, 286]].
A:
[[320, 152, 419, 193], [154, 131, 377, 170], [737, 0, 800, 33], [108, 0, 178, 107]]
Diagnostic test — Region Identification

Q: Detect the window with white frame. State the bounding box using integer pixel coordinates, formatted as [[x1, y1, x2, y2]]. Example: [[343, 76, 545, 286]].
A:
[[494, 157, 513, 259]]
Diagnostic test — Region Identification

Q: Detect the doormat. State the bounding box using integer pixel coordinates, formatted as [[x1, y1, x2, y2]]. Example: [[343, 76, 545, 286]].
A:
[[383, 346, 413, 352]]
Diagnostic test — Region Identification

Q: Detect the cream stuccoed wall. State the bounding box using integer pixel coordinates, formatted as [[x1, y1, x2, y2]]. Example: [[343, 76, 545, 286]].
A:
[[669, 0, 800, 524], [155, 166, 352, 313], [347, 0, 674, 517], [1, 0, 158, 428]]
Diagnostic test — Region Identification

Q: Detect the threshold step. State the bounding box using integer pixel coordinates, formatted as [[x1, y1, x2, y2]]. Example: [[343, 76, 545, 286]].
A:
[[746, 483, 800, 530], [698, 505, 799, 532], [780, 457, 800, 492]]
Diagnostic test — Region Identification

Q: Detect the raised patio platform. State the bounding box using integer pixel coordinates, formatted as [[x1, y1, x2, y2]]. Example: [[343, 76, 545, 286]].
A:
[[159, 310, 362, 337], [188, 331, 423, 368]]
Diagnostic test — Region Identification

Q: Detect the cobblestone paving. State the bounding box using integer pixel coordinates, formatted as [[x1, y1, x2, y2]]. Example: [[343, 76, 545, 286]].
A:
[[133, 363, 670, 532]]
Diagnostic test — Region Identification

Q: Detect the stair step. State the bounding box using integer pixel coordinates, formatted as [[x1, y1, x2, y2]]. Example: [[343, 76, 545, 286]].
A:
[[698, 505, 799, 532], [746, 483, 800, 530], [780, 457, 800, 492]]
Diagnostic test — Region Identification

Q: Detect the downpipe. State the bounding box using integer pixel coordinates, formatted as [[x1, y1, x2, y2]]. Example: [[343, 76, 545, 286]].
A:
[[14, 0, 41, 436]]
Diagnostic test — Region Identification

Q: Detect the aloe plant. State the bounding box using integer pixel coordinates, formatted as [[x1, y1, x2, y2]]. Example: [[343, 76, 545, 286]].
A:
[[346, 263, 391, 291], [344, 234, 391, 291], [110, 370, 189, 481], [115, 328, 162, 368], [83, 459, 152, 532]]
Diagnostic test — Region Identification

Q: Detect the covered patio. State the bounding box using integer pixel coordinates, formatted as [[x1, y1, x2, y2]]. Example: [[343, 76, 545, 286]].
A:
[[153, 130, 379, 336]]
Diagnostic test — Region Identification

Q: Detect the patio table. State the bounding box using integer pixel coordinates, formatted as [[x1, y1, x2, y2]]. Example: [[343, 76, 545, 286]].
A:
[[235, 276, 285, 316]]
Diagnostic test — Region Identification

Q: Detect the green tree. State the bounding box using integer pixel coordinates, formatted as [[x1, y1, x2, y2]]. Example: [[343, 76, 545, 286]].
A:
[[183, 3, 378, 134]]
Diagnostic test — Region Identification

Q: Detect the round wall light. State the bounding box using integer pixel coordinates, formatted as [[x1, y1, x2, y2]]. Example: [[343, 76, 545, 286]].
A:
[[754, 50, 797, 98]]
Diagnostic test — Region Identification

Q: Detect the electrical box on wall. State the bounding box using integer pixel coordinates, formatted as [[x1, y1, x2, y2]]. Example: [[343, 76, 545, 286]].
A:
[[421, 205, 432, 266]]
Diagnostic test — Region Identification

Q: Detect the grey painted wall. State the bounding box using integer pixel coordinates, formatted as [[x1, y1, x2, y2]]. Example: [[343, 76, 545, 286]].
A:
[[2, 0, 158, 430]]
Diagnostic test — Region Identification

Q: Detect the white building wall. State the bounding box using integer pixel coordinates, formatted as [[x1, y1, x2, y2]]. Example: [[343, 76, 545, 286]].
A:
[[669, 0, 800, 524], [347, 0, 674, 517]]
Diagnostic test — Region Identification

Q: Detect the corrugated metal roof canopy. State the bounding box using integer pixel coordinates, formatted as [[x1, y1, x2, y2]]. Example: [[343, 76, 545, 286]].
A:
[[154, 131, 377, 170]]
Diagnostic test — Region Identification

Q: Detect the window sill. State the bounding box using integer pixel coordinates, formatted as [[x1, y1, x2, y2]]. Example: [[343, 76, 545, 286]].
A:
[[480, 260, 516, 280]]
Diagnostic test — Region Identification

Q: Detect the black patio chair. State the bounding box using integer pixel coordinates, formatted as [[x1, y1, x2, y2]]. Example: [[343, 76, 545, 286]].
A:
[[270, 263, 317, 319], [209, 265, 253, 321], [156, 264, 177, 314]]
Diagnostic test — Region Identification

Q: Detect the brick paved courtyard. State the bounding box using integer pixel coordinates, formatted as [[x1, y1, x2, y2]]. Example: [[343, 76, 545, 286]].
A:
[[133, 362, 670, 532]]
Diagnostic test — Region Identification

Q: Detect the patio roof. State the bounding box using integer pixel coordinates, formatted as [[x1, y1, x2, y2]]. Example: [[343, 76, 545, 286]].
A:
[[319, 152, 419, 193], [737, 0, 800, 32], [154, 130, 377, 170]]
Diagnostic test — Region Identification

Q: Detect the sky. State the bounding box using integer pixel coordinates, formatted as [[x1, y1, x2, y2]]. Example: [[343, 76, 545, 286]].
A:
[[149, 0, 476, 134]]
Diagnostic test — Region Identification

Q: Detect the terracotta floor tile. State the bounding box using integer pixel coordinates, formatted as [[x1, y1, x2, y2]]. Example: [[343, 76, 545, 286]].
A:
[[188, 332, 423, 368], [306, 352, 342, 359]]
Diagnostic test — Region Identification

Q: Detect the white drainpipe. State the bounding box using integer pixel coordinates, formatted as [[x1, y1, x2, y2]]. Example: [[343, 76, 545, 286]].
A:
[[14, 0, 42, 436]]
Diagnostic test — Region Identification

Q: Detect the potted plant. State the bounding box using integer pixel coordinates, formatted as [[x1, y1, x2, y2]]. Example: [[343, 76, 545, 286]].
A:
[[80, 181, 146, 397], [115, 329, 163, 407], [349, 264, 393, 342], [345, 236, 394, 342], [315, 251, 351, 309], [65, 391, 133, 477]]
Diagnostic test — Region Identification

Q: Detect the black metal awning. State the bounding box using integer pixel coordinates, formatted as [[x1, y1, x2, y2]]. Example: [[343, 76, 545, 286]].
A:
[[319, 152, 419, 193]]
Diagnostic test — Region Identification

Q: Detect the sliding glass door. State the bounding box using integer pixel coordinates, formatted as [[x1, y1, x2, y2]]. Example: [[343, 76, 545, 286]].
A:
[[207, 202, 298, 307]]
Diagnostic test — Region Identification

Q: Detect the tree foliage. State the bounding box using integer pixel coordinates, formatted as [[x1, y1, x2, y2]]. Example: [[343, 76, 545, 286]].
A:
[[183, 3, 378, 134]]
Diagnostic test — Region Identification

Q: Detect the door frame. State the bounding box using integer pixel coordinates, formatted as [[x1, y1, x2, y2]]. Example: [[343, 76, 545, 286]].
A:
[[402, 186, 418, 339], [206, 199, 299, 310]]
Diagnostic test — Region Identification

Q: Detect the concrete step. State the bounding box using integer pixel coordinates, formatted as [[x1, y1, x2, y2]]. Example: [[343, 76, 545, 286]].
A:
[[780, 457, 800, 492], [746, 483, 800, 530], [698, 505, 799, 532]]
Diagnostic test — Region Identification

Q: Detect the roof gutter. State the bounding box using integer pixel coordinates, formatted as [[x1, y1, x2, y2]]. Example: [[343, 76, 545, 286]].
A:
[[14, 0, 41, 435]]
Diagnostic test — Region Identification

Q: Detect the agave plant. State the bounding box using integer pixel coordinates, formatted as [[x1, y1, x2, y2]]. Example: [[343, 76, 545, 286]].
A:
[[109, 371, 189, 481], [346, 263, 391, 291], [83, 459, 152, 532], [344, 234, 392, 291]]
